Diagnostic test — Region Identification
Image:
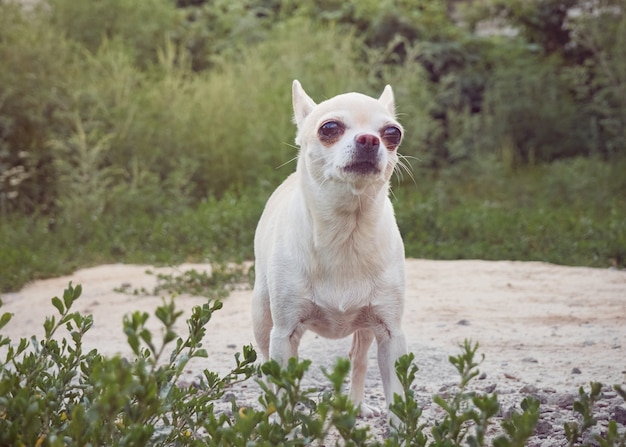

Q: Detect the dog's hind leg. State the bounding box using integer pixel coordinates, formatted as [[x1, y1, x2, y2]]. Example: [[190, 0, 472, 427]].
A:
[[349, 329, 380, 417]]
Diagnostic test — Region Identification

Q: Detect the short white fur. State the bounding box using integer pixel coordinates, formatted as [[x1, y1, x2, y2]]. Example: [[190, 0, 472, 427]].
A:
[[252, 80, 408, 420]]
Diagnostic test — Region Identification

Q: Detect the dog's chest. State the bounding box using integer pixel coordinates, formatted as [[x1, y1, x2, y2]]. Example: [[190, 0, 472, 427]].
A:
[[303, 300, 378, 340], [300, 266, 389, 339], [309, 272, 373, 310]]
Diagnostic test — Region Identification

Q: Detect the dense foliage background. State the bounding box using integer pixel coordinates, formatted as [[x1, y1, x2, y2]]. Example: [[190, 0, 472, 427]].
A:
[[1, 0, 625, 292]]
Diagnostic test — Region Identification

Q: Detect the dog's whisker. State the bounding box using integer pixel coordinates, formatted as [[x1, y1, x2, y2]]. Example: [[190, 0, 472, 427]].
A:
[[389, 186, 398, 201], [274, 155, 299, 170], [396, 161, 411, 180], [394, 154, 416, 185]]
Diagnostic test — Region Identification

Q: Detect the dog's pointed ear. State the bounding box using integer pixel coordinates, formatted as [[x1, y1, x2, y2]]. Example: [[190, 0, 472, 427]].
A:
[[292, 80, 317, 127], [378, 85, 396, 116]]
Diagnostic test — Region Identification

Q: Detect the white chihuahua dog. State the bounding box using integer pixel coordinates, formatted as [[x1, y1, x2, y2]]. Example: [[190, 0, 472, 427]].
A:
[[252, 80, 407, 419]]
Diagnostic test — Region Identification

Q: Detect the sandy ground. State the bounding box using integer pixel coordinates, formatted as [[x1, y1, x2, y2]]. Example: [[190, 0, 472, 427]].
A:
[[2, 259, 625, 444]]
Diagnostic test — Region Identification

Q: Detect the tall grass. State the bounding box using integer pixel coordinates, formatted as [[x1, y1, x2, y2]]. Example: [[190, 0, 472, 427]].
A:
[[394, 157, 626, 267], [2, 156, 624, 292]]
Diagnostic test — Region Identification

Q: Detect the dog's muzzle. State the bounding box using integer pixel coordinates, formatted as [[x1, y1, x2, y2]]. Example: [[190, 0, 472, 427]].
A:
[[344, 133, 381, 175]]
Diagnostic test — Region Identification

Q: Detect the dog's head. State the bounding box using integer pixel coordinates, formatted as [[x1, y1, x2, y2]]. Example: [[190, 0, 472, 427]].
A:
[[292, 80, 403, 193]]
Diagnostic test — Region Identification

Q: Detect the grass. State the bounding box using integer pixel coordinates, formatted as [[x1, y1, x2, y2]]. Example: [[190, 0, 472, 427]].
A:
[[395, 156, 626, 267], [1, 156, 624, 293]]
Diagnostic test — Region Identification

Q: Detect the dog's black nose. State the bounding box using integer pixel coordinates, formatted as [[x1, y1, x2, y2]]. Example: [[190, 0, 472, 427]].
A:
[[355, 134, 380, 153]]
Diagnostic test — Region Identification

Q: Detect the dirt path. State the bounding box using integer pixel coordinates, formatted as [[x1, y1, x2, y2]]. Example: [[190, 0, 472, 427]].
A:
[[2, 260, 625, 445]]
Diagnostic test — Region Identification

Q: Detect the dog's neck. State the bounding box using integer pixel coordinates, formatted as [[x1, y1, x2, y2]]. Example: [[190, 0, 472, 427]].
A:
[[299, 172, 390, 251]]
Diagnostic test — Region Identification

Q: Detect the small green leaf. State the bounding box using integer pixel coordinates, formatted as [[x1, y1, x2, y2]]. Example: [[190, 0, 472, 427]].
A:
[[44, 316, 55, 337], [51, 296, 64, 315], [139, 328, 153, 346], [0, 312, 12, 331], [0, 336, 10, 348], [192, 348, 208, 358], [614, 384, 626, 400], [63, 283, 75, 309], [163, 329, 177, 344], [72, 283, 82, 300]]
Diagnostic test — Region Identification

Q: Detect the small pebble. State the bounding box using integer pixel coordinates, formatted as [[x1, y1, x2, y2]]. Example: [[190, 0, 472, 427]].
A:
[[484, 383, 497, 393], [548, 393, 576, 409], [571, 367, 582, 374], [613, 406, 626, 425], [520, 384, 539, 394], [222, 392, 236, 402], [534, 419, 553, 437]]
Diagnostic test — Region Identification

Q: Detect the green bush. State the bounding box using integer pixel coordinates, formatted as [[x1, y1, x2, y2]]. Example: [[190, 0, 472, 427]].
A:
[[2, 283, 625, 445], [0, 282, 257, 445], [481, 50, 588, 165], [3, 0, 626, 219], [0, 2, 76, 215], [476, 0, 626, 161], [1, 0, 371, 217], [44, 0, 179, 66], [1, 0, 625, 293]]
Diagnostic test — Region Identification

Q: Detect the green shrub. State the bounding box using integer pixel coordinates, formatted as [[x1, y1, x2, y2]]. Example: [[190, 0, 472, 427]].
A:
[[481, 50, 588, 165], [3, 282, 625, 445], [476, 0, 626, 161], [0, 282, 258, 446], [566, 0, 626, 158], [4, 0, 626, 222], [115, 263, 253, 301], [1, 0, 372, 219], [44, 0, 179, 66], [565, 382, 626, 447], [0, 2, 76, 215]]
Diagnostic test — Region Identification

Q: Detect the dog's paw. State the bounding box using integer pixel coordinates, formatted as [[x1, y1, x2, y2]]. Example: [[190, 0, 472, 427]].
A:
[[358, 403, 381, 418]]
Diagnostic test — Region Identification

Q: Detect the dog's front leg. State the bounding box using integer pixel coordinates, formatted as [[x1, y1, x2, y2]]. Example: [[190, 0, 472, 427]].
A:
[[376, 328, 407, 425], [269, 324, 303, 366]]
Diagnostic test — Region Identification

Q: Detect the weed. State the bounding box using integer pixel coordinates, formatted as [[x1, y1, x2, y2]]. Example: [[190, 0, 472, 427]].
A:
[[0, 282, 257, 445], [565, 383, 626, 447], [114, 262, 253, 300], [388, 341, 540, 447], [1, 283, 625, 445]]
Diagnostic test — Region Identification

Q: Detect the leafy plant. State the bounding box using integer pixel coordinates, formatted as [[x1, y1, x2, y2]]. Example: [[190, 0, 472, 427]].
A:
[[565, 382, 626, 447], [0, 282, 257, 446], [115, 263, 253, 300], [388, 341, 540, 447], [3, 284, 626, 445]]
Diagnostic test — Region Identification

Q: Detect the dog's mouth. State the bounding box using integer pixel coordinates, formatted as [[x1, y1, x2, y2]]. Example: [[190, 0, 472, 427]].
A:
[[343, 161, 380, 175]]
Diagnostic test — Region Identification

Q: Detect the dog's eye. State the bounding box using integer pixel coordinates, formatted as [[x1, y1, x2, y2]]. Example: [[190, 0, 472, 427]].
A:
[[381, 126, 402, 149], [318, 121, 345, 140]]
